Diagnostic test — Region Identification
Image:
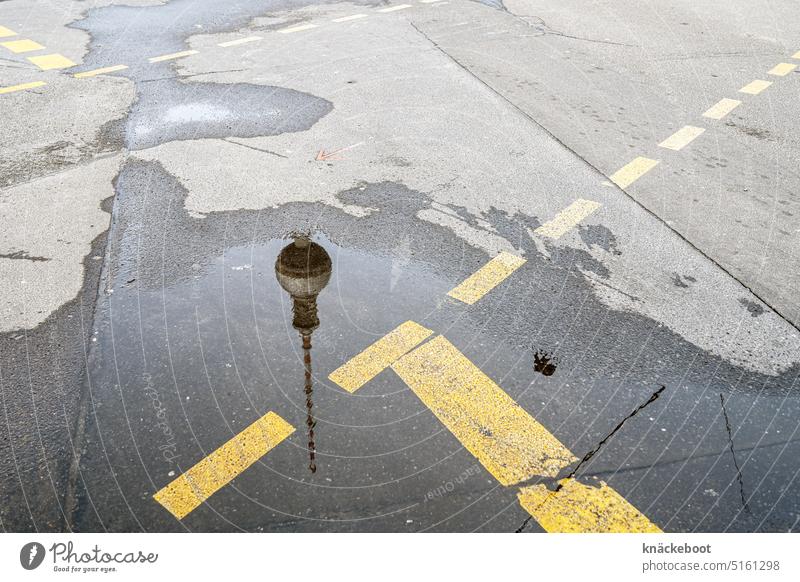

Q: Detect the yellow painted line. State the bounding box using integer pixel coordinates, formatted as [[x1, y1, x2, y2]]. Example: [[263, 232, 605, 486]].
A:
[[392, 336, 577, 485], [534, 199, 601, 240], [329, 321, 433, 393], [739, 79, 772, 95], [658, 125, 705, 151], [702, 98, 740, 120], [609, 157, 659, 189], [446, 252, 526, 305], [218, 36, 262, 47], [793, 50, 800, 60], [1, 38, 44, 53], [767, 62, 797, 76], [332, 14, 369, 23], [73, 64, 128, 78], [518, 478, 661, 533], [278, 23, 319, 34], [379, 4, 412, 12], [153, 411, 294, 520], [28, 53, 76, 70], [148, 49, 199, 63], [0, 80, 46, 95], [0, 25, 17, 38]]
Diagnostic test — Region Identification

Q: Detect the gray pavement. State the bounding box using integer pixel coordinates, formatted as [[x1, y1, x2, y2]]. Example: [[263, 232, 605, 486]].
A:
[[1, 0, 799, 533]]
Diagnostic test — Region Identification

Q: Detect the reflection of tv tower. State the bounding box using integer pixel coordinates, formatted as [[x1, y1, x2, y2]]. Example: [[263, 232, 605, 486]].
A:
[[275, 236, 332, 473]]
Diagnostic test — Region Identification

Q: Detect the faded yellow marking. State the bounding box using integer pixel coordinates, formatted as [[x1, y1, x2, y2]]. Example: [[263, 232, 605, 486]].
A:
[[0, 25, 17, 38], [332, 14, 368, 22], [793, 50, 800, 60], [391, 336, 576, 485], [768, 62, 797, 76], [1, 38, 44, 53], [278, 23, 319, 34], [329, 321, 433, 393], [148, 49, 199, 63], [446, 252, 525, 305], [658, 125, 705, 151], [28, 53, 76, 70], [153, 411, 294, 520], [218, 36, 262, 47], [518, 478, 662, 533], [702, 98, 740, 120], [379, 4, 412, 11], [739, 79, 771, 95], [73, 64, 128, 78], [609, 157, 659, 189], [0, 80, 46, 95], [534, 199, 601, 240]]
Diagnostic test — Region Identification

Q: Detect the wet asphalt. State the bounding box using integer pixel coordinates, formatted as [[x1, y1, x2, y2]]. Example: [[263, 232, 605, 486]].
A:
[[2, 0, 799, 532]]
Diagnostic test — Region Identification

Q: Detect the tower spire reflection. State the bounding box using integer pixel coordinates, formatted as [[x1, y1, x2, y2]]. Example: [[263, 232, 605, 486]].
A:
[[275, 236, 332, 473]]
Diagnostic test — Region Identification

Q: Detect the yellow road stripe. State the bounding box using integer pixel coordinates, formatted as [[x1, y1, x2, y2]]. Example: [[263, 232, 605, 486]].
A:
[[0, 80, 46, 95], [702, 98, 740, 120], [534, 199, 601, 240], [739, 79, 771, 95], [392, 336, 576, 485], [518, 478, 661, 533], [767, 62, 797, 76], [0, 25, 17, 38], [332, 14, 368, 22], [329, 321, 433, 393], [148, 49, 199, 63], [218, 36, 262, 47], [379, 4, 412, 12], [278, 23, 318, 34], [153, 411, 294, 520], [73, 64, 128, 78], [447, 252, 526, 305], [658, 125, 705, 151], [1, 38, 44, 53], [28, 53, 76, 70], [609, 157, 659, 189], [793, 50, 800, 60]]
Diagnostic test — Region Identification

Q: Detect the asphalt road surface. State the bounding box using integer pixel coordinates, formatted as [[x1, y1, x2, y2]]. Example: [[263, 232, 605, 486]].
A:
[[1, 0, 799, 533]]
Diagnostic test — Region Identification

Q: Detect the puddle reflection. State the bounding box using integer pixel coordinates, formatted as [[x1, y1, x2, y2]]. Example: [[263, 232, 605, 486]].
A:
[[275, 236, 333, 473]]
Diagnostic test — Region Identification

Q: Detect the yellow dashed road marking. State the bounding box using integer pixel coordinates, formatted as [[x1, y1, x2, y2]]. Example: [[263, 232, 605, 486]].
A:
[[1, 38, 44, 53], [0, 80, 46, 94], [658, 125, 706, 151], [148, 49, 199, 63], [534, 199, 601, 240], [28, 53, 76, 70], [609, 157, 659, 189], [739, 79, 771, 95], [329, 321, 433, 393], [379, 4, 412, 12], [518, 478, 662, 533], [0, 25, 17, 38], [392, 335, 577, 485], [793, 50, 800, 60], [153, 411, 295, 520], [768, 62, 797, 76], [73, 64, 128, 78], [447, 252, 526, 305], [332, 14, 368, 22], [279, 23, 319, 34], [218, 36, 262, 47], [702, 98, 741, 120]]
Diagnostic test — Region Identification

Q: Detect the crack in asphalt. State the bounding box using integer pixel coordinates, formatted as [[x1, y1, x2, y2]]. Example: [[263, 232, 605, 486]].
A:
[[560, 386, 666, 487], [720, 393, 751, 513], [0, 250, 50, 262]]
